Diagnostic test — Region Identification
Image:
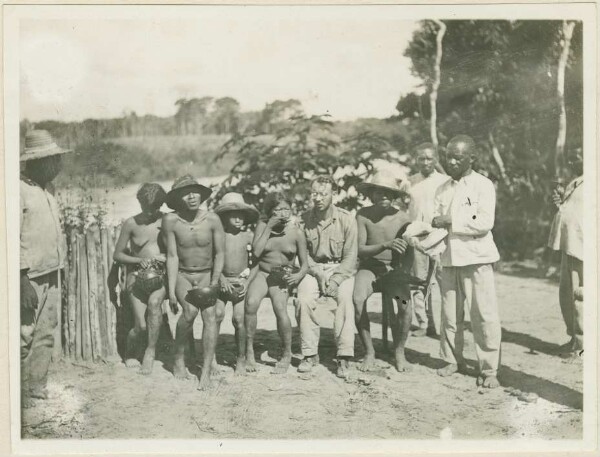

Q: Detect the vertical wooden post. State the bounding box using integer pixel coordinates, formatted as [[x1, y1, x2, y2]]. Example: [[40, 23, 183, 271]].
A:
[[60, 243, 70, 359], [78, 234, 92, 361], [86, 227, 102, 361], [68, 234, 78, 360], [101, 227, 116, 357], [93, 226, 109, 358], [108, 225, 119, 354]]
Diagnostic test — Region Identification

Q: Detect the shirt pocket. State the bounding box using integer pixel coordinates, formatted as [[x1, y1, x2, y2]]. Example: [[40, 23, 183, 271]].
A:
[[329, 236, 345, 260]]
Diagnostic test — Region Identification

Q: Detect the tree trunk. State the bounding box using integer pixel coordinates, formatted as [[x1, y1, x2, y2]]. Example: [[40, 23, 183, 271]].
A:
[[555, 20, 576, 180], [431, 20, 446, 174], [489, 131, 510, 187]]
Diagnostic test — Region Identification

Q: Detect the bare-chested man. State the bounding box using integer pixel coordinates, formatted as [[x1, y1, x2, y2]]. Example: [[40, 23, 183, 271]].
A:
[[113, 183, 167, 374], [214, 192, 258, 375], [354, 171, 413, 372], [245, 192, 308, 374], [163, 175, 225, 390]]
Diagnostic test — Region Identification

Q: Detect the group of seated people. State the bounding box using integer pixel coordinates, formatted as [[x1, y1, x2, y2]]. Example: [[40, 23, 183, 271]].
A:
[[114, 135, 503, 391]]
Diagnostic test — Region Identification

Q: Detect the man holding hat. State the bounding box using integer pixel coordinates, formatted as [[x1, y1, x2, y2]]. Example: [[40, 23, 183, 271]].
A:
[[20, 129, 71, 406], [354, 171, 415, 373], [162, 174, 225, 390], [214, 192, 259, 375], [432, 135, 501, 389]]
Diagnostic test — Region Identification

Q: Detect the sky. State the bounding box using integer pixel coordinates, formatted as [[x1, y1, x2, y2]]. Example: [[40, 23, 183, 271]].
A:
[[19, 12, 423, 122]]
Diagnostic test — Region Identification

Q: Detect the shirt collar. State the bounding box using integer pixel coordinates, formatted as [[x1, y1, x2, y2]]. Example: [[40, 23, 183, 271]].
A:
[[309, 205, 339, 226]]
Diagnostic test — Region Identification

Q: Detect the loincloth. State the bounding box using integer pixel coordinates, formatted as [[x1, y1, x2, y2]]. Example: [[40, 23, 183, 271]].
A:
[[260, 265, 299, 289], [127, 260, 166, 298], [218, 273, 247, 303]]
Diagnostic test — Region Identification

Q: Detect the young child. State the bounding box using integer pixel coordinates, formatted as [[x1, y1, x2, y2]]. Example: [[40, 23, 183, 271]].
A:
[[214, 192, 259, 375], [245, 192, 308, 374], [113, 183, 168, 375]]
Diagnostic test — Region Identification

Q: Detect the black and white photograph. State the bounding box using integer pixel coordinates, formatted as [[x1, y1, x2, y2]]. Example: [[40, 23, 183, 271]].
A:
[[2, 2, 597, 455]]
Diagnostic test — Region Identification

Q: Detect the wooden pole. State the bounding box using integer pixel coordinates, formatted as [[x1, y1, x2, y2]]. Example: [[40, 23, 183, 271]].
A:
[[78, 234, 92, 361], [101, 226, 116, 357], [61, 244, 70, 359], [86, 227, 102, 361], [68, 234, 78, 360], [94, 226, 109, 358], [431, 20, 447, 174], [108, 225, 119, 354]]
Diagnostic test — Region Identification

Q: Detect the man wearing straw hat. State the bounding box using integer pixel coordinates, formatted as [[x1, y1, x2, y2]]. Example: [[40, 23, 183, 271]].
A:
[[163, 175, 225, 390], [214, 192, 259, 375], [354, 171, 415, 373], [20, 129, 71, 407]]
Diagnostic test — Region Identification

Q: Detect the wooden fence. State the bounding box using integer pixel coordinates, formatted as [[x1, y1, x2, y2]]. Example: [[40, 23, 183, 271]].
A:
[[57, 224, 124, 362]]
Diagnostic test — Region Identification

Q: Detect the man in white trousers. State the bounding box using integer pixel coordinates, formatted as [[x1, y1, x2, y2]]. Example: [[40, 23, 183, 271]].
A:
[[432, 135, 501, 389]]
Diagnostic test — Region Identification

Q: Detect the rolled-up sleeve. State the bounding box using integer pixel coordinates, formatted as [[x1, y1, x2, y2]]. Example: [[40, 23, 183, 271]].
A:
[[451, 179, 496, 236], [329, 214, 358, 285]]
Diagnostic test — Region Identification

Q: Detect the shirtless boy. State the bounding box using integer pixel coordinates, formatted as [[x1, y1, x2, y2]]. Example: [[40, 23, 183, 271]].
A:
[[163, 175, 225, 390], [245, 192, 308, 374], [354, 172, 413, 372], [214, 192, 258, 375], [113, 183, 167, 374]]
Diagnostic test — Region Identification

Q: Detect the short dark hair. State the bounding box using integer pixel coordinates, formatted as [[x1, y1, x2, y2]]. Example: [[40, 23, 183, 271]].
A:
[[263, 192, 292, 217], [137, 183, 167, 210], [311, 175, 337, 191], [415, 142, 438, 157]]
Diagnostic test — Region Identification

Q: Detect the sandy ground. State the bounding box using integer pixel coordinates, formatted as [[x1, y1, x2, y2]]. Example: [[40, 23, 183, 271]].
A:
[[21, 271, 582, 440]]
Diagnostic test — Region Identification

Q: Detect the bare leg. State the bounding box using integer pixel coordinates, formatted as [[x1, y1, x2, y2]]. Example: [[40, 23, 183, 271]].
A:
[[126, 284, 147, 367], [140, 287, 166, 375], [353, 270, 376, 372], [173, 274, 200, 380], [209, 300, 226, 376], [244, 271, 268, 372], [270, 286, 292, 374], [390, 290, 413, 372], [232, 299, 247, 375], [197, 303, 221, 391]]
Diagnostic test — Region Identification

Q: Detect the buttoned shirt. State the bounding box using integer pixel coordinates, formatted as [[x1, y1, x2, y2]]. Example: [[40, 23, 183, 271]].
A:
[[21, 176, 66, 278], [301, 205, 358, 285], [433, 170, 500, 267], [547, 176, 583, 261], [409, 170, 450, 223]]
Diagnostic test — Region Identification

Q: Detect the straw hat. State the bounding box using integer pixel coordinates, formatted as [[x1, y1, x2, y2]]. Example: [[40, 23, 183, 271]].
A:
[[20, 130, 72, 162], [166, 174, 212, 210], [356, 171, 406, 197], [214, 192, 259, 224]]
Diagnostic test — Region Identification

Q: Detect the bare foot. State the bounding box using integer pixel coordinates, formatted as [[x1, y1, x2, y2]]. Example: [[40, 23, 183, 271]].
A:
[[246, 346, 257, 372], [358, 352, 376, 372], [394, 351, 413, 372], [437, 363, 458, 377], [139, 350, 155, 376], [173, 358, 191, 380], [271, 354, 291, 374], [125, 358, 141, 368], [234, 357, 246, 376], [211, 358, 225, 375], [197, 370, 212, 391], [482, 376, 500, 389]]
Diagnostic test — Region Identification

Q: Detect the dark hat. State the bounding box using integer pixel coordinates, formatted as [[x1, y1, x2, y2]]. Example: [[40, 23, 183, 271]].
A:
[[20, 129, 72, 162], [166, 174, 212, 210], [214, 192, 259, 224], [356, 171, 407, 197]]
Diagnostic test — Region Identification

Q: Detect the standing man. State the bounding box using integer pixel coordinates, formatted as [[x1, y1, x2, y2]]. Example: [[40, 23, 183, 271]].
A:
[[297, 175, 357, 378], [432, 135, 501, 389], [408, 143, 449, 337], [547, 148, 583, 361], [163, 175, 225, 390], [20, 130, 71, 407]]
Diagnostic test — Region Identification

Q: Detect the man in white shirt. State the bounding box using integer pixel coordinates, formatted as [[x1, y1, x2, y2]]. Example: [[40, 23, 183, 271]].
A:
[[408, 143, 449, 337], [432, 135, 501, 389]]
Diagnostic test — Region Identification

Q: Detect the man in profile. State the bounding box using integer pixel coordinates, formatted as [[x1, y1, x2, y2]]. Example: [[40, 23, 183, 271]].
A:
[[163, 175, 225, 390]]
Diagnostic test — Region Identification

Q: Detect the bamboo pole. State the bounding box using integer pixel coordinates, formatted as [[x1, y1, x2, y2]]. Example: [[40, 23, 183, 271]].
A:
[[61, 245, 70, 359], [68, 234, 78, 360], [94, 227, 109, 358], [86, 228, 102, 361], [101, 226, 116, 356], [108, 225, 119, 354], [78, 234, 92, 361]]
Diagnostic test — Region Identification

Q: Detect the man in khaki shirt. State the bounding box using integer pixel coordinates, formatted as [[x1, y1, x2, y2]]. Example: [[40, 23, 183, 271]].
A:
[[297, 175, 357, 378]]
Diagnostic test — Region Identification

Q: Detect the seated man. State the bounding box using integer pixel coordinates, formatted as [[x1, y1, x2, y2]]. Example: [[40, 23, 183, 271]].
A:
[[354, 171, 413, 373], [113, 183, 168, 375], [163, 175, 225, 390]]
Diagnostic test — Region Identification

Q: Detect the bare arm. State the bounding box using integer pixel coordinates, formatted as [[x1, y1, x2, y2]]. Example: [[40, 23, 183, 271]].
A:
[[211, 215, 225, 287], [113, 219, 144, 265], [284, 228, 309, 286], [162, 214, 179, 306], [252, 221, 271, 258], [356, 213, 392, 259]]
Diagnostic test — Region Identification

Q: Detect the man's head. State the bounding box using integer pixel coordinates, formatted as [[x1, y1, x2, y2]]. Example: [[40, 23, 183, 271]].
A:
[[137, 183, 166, 213], [310, 175, 336, 212], [415, 142, 438, 177], [444, 135, 477, 180], [215, 192, 259, 230], [24, 155, 63, 186], [166, 174, 212, 212], [370, 188, 397, 209], [222, 210, 246, 231]]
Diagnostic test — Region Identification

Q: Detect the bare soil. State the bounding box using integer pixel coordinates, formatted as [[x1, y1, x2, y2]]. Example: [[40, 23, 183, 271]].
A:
[[22, 272, 582, 440]]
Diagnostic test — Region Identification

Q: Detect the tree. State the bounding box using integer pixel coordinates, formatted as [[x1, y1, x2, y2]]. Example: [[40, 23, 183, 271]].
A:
[[212, 97, 241, 134], [253, 99, 304, 134]]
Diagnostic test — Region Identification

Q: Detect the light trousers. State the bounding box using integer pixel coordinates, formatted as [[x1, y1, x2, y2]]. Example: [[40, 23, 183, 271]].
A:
[[559, 252, 583, 350], [21, 271, 60, 394], [439, 264, 501, 377], [297, 264, 356, 357]]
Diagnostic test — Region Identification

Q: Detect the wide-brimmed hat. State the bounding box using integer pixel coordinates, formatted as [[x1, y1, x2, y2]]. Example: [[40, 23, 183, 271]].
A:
[[20, 130, 72, 162], [166, 174, 212, 209], [356, 171, 406, 197], [214, 192, 259, 224]]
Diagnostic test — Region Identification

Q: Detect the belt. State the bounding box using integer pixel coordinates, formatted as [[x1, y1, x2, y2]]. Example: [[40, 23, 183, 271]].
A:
[[316, 260, 340, 265]]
